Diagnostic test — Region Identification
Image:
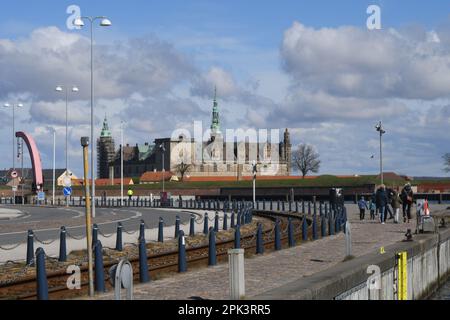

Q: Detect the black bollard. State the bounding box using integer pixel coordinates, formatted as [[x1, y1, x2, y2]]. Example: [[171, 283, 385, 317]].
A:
[[35, 248, 49, 300], [270, 200, 273, 211], [329, 216, 335, 236], [256, 223, 264, 254], [178, 231, 187, 273], [174, 216, 180, 238], [158, 217, 164, 242], [94, 240, 105, 292], [274, 219, 281, 251], [214, 213, 219, 232], [302, 217, 308, 241], [189, 215, 195, 236], [139, 220, 145, 240], [26, 230, 34, 266], [302, 200, 305, 213], [320, 202, 323, 216], [230, 211, 235, 229], [115, 223, 123, 251], [223, 213, 228, 231], [59, 226, 67, 262], [139, 237, 150, 283], [203, 213, 209, 235], [312, 215, 317, 240], [296, 201, 299, 213], [92, 224, 98, 247], [308, 202, 311, 215], [288, 218, 295, 247], [208, 227, 217, 266], [234, 226, 241, 249], [335, 215, 340, 233]]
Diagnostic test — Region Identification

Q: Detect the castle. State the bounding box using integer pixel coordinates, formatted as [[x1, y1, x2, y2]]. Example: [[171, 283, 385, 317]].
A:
[[98, 91, 292, 180]]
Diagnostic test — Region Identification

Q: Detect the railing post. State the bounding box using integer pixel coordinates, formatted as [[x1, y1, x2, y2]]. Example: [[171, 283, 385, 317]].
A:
[[308, 202, 311, 215], [158, 217, 164, 243], [214, 212, 219, 232], [312, 215, 317, 240], [35, 247, 49, 300], [178, 230, 187, 273], [329, 215, 335, 236], [94, 240, 105, 293], [26, 230, 35, 266], [208, 227, 217, 266], [92, 224, 98, 247], [189, 214, 195, 236], [321, 216, 327, 238], [302, 200, 305, 214], [228, 249, 245, 300], [223, 213, 228, 231], [116, 223, 123, 251], [59, 226, 67, 262], [139, 236, 150, 283]]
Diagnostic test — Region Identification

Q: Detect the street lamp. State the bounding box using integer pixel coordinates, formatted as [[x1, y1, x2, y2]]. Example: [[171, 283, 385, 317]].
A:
[[375, 121, 386, 185], [160, 144, 166, 194], [252, 160, 257, 208], [55, 85, 79, 175], [120, 121, 126, 207], [4, 103, 23, 204], [74, 16, 112, 218]]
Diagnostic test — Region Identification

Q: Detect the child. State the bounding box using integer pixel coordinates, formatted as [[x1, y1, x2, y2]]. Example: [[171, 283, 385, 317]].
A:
[[369, 199, 376, 220], [358, 197, 368, 220]]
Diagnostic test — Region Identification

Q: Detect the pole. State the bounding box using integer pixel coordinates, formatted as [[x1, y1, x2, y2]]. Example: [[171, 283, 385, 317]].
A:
[[82, 137, 94, 297], [121, 122, 124, 206], [253, 175, 256, 208], [380, 125, 383, 185], [52, 130, 56, 206], [162, 148, 165, 193], [65, 87, 68, 173], [21, 139, 24, 205], [90, 20, 96, 219], [12, 105, 15, 205]]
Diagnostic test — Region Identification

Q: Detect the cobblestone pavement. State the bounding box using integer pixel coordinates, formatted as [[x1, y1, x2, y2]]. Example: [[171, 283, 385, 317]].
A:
[[94, 204, 449, 300]]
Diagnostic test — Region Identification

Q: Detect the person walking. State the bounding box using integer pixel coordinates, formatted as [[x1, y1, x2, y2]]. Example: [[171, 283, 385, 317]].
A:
[[357, 196, 369, 220], [391, 190, 402, 224], [386, 188, 394, 220], [375, 184, 388, 224], [401, 183, 414, 223], [127, 187, 134, 202], [369, 193, 376, 220]]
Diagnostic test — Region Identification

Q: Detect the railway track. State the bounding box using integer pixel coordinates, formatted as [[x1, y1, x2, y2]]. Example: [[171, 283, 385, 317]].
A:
[[0, 212, 311, 300]]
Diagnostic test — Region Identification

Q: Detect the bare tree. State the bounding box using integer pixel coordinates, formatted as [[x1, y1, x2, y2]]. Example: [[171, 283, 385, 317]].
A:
[[292, 144, 321, 178], [444, 153, 450, 172], [175, 162, 192, 181]]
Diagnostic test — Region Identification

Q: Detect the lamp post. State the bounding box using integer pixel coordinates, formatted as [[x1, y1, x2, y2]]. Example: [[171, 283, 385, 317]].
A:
[[52, 129, 56, 206], [120, 121, 125, 206], [74, 16, 112, 218], [55, 85, 79, 175], [160, 144, 166, 194], [252, 160, 257, 208], [375, 121, 386, 185], [4, 103, 23, 204]]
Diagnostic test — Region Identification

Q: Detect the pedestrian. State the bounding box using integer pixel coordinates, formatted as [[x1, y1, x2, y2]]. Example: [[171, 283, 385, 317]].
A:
[[375, 184, 388, 224], [386, 188, 394, 220], [391, 190, 402, 224], [369, 193, 376, 220], [128, 188, 134, 201], [357, 196, 368, 220], [401, 183, 414, 223]]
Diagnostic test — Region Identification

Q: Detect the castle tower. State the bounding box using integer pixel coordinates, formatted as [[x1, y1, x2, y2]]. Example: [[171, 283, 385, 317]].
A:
[[284, 129, 292, 175], [97, 115, 116, 179], [210, 87, 221, 139]]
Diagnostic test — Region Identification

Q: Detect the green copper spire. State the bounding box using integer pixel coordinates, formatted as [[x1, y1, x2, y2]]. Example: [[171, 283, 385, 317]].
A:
[[100, 115, 112, 138], [211, 86, 220, 134]]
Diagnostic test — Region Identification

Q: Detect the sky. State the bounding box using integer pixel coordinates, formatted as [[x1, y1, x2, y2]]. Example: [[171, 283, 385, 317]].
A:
[[0, 0, 450, 178]]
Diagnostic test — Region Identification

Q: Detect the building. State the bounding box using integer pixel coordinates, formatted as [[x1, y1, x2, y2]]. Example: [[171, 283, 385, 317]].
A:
[[97, 116, 116, 179], [106, 90, 292, 180]]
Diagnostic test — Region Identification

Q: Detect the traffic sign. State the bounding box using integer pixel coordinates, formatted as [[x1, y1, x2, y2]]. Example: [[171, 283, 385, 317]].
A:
[[63, 175, 72, 187], [12, 186, 17, 192], [63, 187, 72, 197], [11, 171, 18, 178], [37, 192, 45, 201]]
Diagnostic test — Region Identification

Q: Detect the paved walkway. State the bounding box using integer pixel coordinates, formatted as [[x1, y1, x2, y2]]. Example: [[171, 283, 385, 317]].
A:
[[94, 204, 449, 300]]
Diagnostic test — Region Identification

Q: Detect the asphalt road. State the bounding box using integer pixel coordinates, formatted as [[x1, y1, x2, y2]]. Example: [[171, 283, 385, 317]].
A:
[[0, 205, 193, 246]]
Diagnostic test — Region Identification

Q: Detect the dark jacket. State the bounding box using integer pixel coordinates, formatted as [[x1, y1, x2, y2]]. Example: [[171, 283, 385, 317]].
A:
[[375, 188, 388, 207], [401, 186, 414, 204]]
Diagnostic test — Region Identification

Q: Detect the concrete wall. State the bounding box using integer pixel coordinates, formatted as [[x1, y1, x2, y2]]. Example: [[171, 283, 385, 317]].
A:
[[255, 227, 450, 300]]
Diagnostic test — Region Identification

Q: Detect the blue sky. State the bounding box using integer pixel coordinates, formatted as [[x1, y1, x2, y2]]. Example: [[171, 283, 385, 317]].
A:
[[1, 1, 450, 178]]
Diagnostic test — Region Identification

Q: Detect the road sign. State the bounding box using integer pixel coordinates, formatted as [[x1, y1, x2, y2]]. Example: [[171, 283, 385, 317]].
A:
[[63, 175, 72, 187], [12, 186, 17, 192], [63, 187, 72, 197], [11, 171, 18, 178], [37, 192, 45, 201]]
